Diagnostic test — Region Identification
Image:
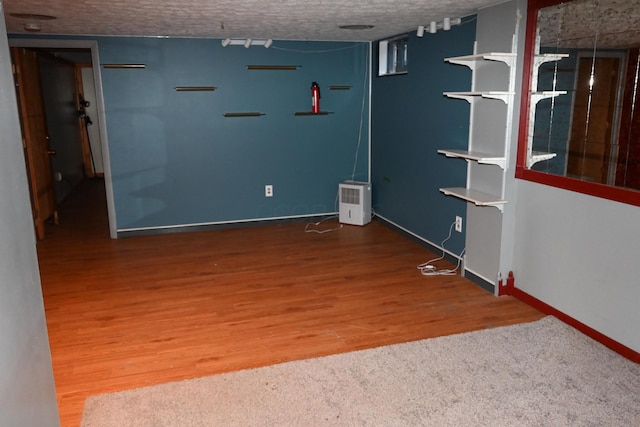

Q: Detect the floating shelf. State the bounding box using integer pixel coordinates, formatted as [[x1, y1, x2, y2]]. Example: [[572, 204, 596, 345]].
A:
[[223, 112, 265, 117], [445, 52, 516, 69], [329, 85, 352, 91], [246, 65, 300, 71], [293, 111, 333, 116], [444, 91, 514, 103], [440, 187, 506, 211], [437, 149, 506, 169], [527, 151, 557, 168], [102, 64, 146, 69], [175, 86, 216, 92]]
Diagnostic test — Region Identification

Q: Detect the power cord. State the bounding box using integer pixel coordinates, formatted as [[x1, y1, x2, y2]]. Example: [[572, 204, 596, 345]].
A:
[[417, 221, 466, 276], [304, 46, 370, 235], [304, 215, 343, 234], [304, 189, 343, 234]]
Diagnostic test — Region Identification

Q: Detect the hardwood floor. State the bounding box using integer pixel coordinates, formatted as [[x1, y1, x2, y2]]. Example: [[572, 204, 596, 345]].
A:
[[37, 179, 543, 426]]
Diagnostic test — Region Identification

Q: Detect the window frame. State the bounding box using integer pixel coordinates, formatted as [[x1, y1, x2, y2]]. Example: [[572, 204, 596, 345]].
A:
[[378, 35, 409, 77], [515, 0, 640, 207]]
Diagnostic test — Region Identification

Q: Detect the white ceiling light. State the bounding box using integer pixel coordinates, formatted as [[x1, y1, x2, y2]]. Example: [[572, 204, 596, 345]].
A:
[[419, 18, 462, 36]]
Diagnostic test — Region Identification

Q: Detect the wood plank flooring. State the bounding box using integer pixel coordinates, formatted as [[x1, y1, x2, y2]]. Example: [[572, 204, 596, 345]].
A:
[[37, 179, 543, 427]]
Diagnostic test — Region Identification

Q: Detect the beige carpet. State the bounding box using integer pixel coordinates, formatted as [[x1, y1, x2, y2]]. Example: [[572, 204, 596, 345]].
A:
[[81, 316, 640, 426]]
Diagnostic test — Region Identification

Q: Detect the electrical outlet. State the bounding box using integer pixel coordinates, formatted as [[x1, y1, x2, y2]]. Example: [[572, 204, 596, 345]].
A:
[[455, 216, 462, 233], [265, 184, 273, 197]]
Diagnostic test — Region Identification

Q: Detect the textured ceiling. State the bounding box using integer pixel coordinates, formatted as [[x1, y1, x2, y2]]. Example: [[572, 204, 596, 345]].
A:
[[538, 0, 640, 49], [3, 0, 503, 41]]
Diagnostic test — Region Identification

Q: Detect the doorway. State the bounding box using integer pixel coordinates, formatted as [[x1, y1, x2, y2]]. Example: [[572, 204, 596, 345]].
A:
[[9, 39, 117, 239], [566, 54, 624, 184]]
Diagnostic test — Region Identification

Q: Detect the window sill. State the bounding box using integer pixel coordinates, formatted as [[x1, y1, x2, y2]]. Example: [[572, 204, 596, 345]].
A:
[[515, 168, 640, 207], [377, 71, 408, 77]]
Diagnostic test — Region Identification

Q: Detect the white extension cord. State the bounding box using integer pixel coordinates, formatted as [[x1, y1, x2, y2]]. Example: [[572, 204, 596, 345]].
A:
[[417, 221, 465, 276]]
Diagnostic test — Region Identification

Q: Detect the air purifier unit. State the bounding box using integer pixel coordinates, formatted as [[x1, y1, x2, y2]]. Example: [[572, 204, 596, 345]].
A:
[[339, 181, 372, 226]]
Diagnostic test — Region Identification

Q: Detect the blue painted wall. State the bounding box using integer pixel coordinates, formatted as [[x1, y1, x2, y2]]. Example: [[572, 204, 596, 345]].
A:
[[371, 21, 476, 255], [96, 38, 369, 230]]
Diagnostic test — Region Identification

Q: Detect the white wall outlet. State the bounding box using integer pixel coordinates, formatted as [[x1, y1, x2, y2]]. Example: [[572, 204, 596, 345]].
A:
[[455, 216, 462, 233], [265, 184, 273, 197]]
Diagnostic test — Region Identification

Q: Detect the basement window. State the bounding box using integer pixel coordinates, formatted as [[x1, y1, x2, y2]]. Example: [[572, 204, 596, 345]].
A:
[[378, 36, 408, 76]]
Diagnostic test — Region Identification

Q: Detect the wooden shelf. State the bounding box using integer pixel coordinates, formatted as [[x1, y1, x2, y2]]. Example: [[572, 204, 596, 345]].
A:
[[247, 65, 300, 71], [175, 86, 216, 92], [223, 112, 265, 117], [440, 187, 506, 211], [102, 64, 146, 69], [293, 111, 333, 116], [437, 149, 506, 169]]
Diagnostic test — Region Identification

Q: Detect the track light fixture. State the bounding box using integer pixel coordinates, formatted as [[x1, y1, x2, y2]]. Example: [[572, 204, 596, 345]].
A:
[[416, 17, 462, 37], [221, 38, 273, 48]]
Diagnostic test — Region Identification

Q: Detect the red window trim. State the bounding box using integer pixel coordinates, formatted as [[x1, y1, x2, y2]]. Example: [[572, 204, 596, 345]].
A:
[[515, 0, 640, 208]]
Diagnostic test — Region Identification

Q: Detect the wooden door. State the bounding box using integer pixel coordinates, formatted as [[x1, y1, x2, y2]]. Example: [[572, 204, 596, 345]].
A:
[[566, 57, 620, 183], [11, 47, 58, 240]]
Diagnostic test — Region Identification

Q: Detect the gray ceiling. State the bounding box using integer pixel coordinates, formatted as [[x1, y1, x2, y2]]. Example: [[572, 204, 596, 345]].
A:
[[3, 0, 503, 41]]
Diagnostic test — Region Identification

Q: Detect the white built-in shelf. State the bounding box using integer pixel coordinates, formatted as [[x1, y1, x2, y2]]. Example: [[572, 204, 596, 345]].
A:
[[531, 91, 567, 105], [445, 52, 516, 69], [524, 52, 567, 168], [437, 149, 506, 169], [527, 151, 558, 168], [534, 53, 570, 68], [530, 53, 570, 93], [440, 47, 516, 213], [440, 187, 506, 211], [444, 91, 514, 104]]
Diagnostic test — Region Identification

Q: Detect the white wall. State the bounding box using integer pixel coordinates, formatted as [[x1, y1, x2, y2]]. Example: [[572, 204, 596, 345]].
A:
[[501, 0, 640, 355], [513, 180, 640, 353], [0, 3, 60, 425]]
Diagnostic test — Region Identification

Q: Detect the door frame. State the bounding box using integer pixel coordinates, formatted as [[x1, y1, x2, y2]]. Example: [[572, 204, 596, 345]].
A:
[[9, 38, 117, 239]]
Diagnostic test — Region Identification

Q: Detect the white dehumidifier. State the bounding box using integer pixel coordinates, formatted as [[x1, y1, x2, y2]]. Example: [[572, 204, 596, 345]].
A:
[[339, 181, 372, 226]]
